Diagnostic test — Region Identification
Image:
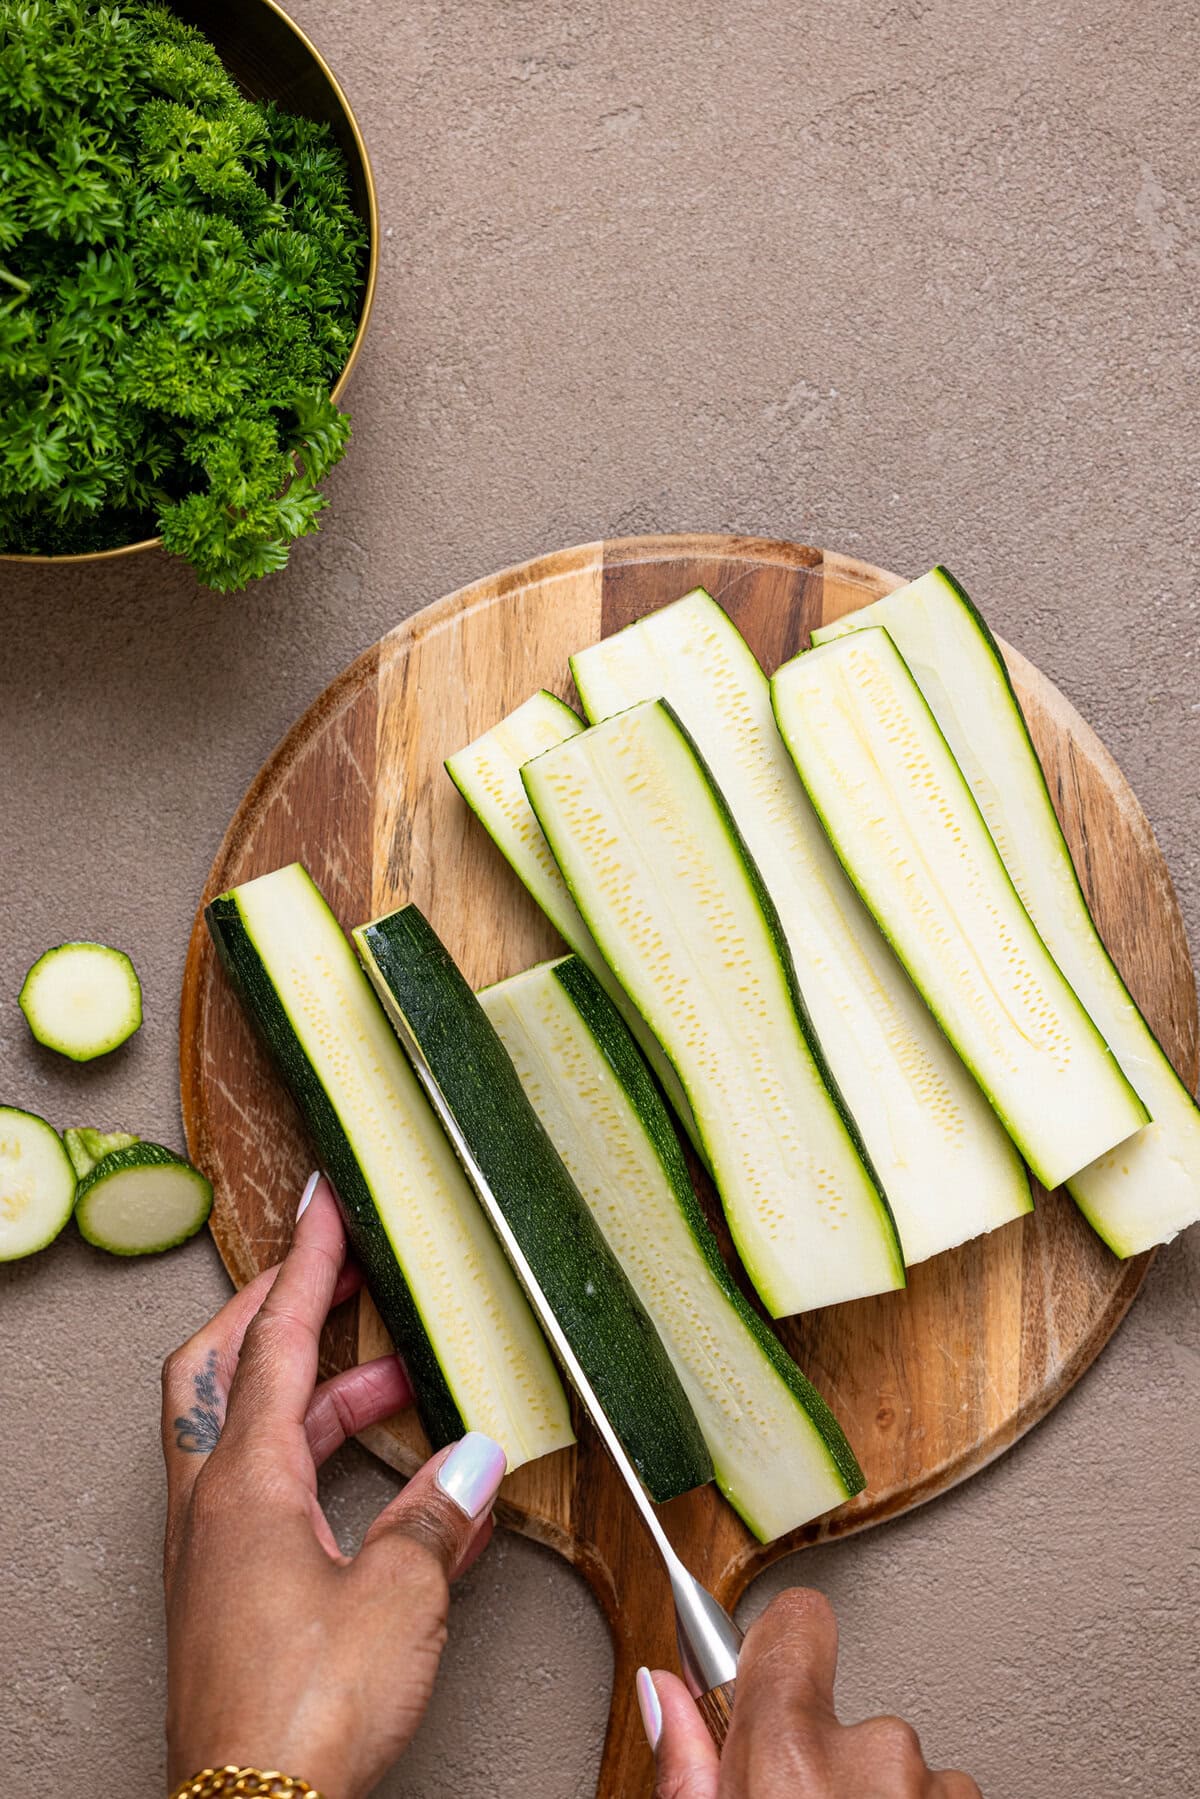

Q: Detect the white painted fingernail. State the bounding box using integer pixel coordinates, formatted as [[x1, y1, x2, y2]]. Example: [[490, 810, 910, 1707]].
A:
[[297, 1170, 321, 1219], [436, 1432, 507, 1519], [636, 1666, 662, 1751]]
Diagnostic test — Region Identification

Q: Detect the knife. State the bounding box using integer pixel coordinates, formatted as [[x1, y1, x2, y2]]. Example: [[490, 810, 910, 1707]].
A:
[[374, 981, 743, 1747]]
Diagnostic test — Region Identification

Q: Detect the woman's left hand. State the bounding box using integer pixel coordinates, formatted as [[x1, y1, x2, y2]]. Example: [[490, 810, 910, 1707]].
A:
[[161, 1171, 508, 1799]]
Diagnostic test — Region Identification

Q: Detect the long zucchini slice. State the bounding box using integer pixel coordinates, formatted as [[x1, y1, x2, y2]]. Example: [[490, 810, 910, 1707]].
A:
[[522, 699, 906, 1316], [480, 955, 865, 1540], [812, 567, 1200, 1253], [772, 630, 1149, 1190], [571, 592, 1031, 1264], [445, 691, 705, 1159], [207, 864, 573, 1471], [354, 905, 713, 1504]]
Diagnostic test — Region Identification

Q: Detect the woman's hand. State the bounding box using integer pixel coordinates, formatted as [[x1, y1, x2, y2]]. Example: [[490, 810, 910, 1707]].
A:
[[161, 1172, 507, 1799], [639, 1589, 983, 1798]]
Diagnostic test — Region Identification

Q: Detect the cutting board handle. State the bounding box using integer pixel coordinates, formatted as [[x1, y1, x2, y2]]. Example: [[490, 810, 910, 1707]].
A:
[[598, 1641, 658, 1796], [591, 1554, 748, 1797]]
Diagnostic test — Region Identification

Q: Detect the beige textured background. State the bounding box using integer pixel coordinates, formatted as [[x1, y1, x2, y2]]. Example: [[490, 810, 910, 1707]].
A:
[[3, 0, 1199, 1792]]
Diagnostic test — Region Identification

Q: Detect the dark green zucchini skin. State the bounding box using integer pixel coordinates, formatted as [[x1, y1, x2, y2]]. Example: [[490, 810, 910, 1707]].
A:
[[553, 957, 865, 1499], [356, 905, 714, 1504], [206, 889, 466, 1450]]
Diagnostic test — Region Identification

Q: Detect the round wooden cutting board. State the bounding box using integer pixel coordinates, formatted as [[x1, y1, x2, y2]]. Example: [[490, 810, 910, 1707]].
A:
[[180, 535, 1198, 1798]]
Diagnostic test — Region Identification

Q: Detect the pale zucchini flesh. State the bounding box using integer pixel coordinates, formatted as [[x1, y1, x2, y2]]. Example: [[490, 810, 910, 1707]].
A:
[[446, 691, 589, 941], [207, 864, 573, 1471], [523, 698, 906, 1316], [74, 1142, 212, 1256], [445, 689, 706, 1159], [571, 591, 1031, 1264], [19, 941, 142, 1061], [481, 955, 865, 1539], [0, 1107, 77, 1261], [812, 567, 1200, 1255], [772, 629, 1148, 1191]]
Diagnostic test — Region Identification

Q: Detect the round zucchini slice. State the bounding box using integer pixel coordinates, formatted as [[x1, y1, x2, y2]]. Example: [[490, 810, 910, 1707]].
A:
[[75, 1142, 212, 1256], [0, 1107, 78, 1261], [19, 942, 142, 1061]]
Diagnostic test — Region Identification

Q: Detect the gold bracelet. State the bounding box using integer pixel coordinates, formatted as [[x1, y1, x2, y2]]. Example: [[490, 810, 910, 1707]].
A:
[[170, 1770, 323, 1798]]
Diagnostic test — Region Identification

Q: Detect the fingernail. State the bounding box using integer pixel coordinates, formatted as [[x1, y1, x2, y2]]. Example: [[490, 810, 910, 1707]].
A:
[[635, 1666, 662, 1752], [436, 1432, 507, 1520], [297, 1170, 322, 1219]]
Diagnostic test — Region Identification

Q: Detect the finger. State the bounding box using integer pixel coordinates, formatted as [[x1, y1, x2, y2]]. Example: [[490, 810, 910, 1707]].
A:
[[931, 1772, 984, 1798], [639, 1668, 720, 1799], [358, 1431, 507, 1584], [161, 1262, 282, 1502], [714, 1589, 841, 1792], [844, 1714, 933, 1795], [739, 1586, 840, 1717], [161, 1235, 359, 1506], [331, 1256, 364, 1309], [304, 1354, 414, 1467], [223, 1172, 346, 1439]]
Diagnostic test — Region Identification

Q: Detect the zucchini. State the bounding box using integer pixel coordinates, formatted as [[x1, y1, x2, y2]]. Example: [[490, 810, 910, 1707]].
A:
[[74, 1142, 213, 1256], [446, 691, 705, 1159], [812, 567, 1200, 1253], [353, 904, 714, 1504], [19, 941, 142, 1060], [771, 628, 1149, 1190], [207, 864, 573, 1471], [446, 690, 589, 943], [522, 698, 906, 1316], [480, 955, 865, 1540], [0, 1107, 77, 1261], [64, 1127, 139, 1180], [571, 591, 1031, 1265]]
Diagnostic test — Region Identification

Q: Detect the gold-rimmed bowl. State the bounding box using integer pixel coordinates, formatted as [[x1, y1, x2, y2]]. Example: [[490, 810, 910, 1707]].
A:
[[0, 0, 378, 569]]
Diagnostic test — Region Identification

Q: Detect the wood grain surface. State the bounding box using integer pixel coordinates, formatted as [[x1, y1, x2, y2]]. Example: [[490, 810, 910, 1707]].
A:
[[179, 535, 1199, 1799]]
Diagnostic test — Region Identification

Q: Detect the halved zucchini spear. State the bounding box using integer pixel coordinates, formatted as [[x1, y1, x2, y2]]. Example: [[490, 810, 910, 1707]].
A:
[[354, 904, 714, 1504], [446, 691, 706, 1160], [207, 864, 573, 1472], [570, 590, 1031, 1265], [772, 629, 1148, 1191], [811, 567, 1200, 1254], [522, 698, 906, 1317], [481, 955, 865, 1540]]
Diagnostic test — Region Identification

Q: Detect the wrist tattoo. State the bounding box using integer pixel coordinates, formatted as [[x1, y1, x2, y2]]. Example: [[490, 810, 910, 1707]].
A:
[[174, 1349, 224, 1454]]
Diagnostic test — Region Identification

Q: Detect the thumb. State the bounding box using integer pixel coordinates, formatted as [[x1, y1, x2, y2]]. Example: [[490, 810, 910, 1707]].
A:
[[359, 1431, 507, 1582], [639, 1668, 721, 1799]]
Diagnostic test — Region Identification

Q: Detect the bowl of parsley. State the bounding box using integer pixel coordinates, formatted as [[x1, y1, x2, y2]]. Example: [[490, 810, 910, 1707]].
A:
[[0, 0, 378, 591]]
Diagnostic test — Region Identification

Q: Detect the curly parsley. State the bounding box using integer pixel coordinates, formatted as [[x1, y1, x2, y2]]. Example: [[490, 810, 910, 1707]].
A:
[[0, 0, 367, 589]]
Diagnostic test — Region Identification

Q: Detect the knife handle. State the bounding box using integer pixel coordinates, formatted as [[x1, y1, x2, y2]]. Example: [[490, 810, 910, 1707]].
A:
[[695, 1678, 737, 1748]]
